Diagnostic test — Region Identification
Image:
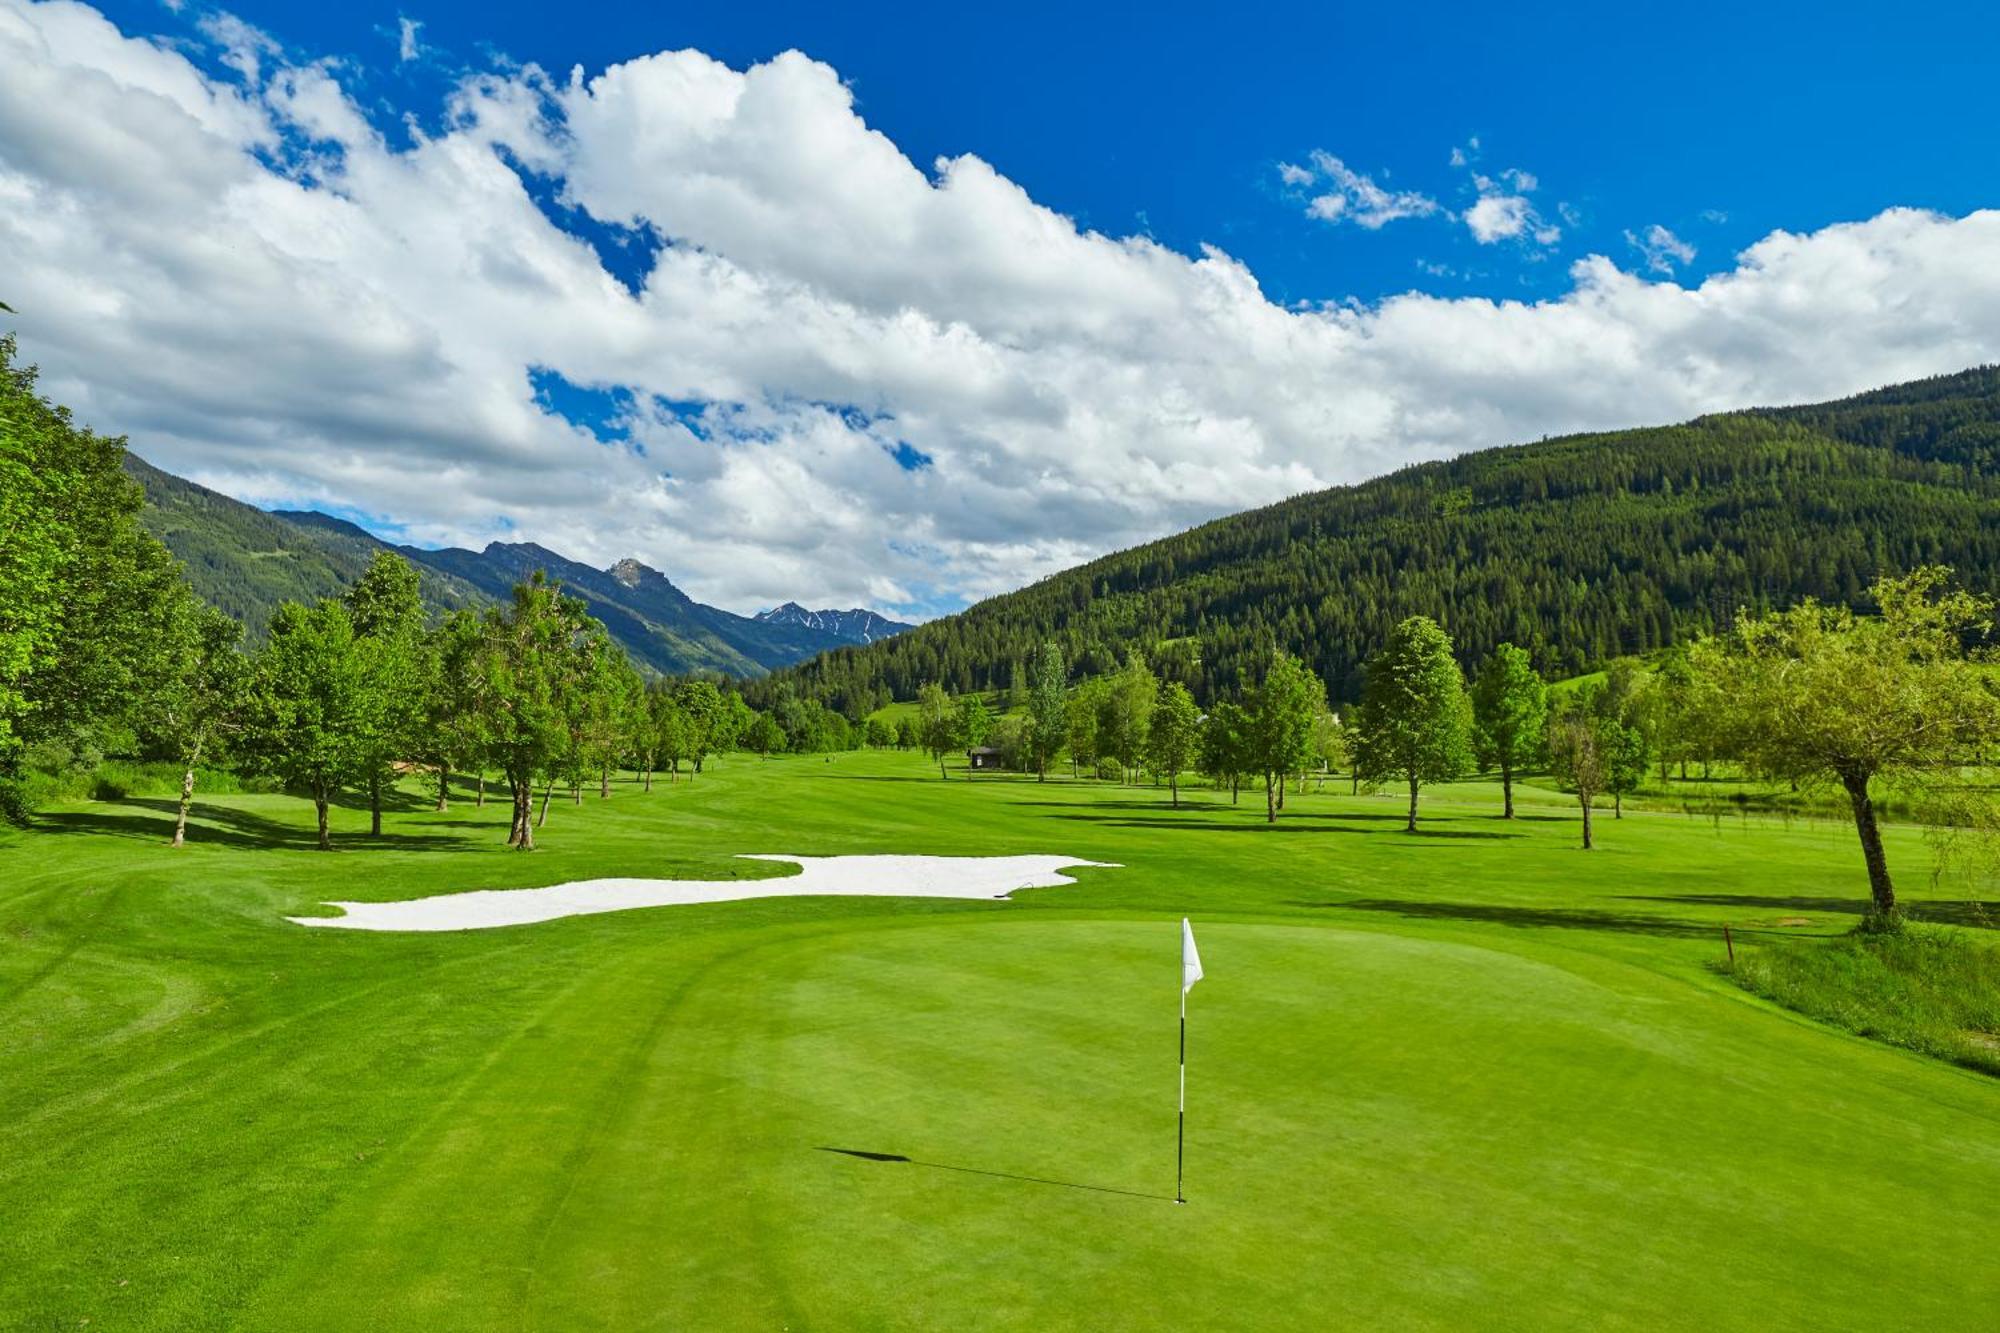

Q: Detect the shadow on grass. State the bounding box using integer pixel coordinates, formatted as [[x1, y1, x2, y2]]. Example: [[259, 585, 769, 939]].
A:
[[35, 799, 471, 852], [1044, 812, 1523, 838], [816, 1147, 1174, 1202], [1637, 894, 1999, 929], [1314, 898, 1732, 938]]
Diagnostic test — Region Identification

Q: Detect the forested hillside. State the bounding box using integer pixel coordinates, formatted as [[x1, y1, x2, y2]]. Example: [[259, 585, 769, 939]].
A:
[[126, 455, 491, 634], [755, 368, 2000, 714]]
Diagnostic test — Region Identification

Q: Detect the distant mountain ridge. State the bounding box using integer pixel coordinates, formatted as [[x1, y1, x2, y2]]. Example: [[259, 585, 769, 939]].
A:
[[754, 602, 914, 644], [124, 455, 910, 677]]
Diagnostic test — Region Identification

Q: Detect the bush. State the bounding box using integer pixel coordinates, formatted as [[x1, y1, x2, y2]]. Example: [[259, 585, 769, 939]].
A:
[[1725, 926, 2000, 1074]]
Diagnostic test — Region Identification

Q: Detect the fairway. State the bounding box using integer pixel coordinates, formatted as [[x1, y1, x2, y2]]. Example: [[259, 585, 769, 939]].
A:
[[4, 753, 1997, 1330]]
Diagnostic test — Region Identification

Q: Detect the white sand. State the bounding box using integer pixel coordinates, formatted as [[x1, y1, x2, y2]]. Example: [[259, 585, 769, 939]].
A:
[[286, 854, 1120, 933]]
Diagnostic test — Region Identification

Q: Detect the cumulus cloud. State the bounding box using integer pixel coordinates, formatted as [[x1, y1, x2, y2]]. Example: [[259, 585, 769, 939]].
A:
[[1627, 223, 1696, 274], [3, 2, 2000, 619], [1280, 150, 1439, 229], [1463, 166, 1561, 246]]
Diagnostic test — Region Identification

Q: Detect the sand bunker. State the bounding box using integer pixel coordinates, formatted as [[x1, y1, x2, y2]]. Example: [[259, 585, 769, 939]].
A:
[[287, 854, 1119, 933]]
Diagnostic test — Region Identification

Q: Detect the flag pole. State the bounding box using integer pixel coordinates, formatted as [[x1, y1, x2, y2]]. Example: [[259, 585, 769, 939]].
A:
[[1177, 916, 1201, 1206], [1176, 979, 1187, 1204]]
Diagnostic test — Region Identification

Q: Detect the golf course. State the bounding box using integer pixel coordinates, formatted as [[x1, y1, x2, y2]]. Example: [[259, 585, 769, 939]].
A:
[[4, 753, 1996, 1330]]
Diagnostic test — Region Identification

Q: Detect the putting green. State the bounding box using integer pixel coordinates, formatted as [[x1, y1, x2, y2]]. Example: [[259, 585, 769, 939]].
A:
[[3, 754, 1997, 1329]]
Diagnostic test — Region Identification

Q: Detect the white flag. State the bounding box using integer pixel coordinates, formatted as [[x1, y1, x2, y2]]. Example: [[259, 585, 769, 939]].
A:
[[1181, 918, 1203, 994]]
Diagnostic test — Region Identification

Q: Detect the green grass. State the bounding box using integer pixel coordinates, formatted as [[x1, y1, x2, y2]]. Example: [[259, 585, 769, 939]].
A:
[[3, 753, 1998, 1329], [1726, 926, 2000, 1074]]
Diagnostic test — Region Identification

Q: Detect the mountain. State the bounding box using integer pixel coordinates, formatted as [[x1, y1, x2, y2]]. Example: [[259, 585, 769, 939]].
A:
[[753, 367, 2000, 715], [126, 455, 491, 632], [124, 455, 857, 676], [754, 603, 914, 644]]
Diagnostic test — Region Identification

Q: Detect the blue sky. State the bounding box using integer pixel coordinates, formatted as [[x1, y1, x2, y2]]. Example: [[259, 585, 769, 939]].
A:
[[101, 0, 2000, 306], [9, 1, 2000, 616]]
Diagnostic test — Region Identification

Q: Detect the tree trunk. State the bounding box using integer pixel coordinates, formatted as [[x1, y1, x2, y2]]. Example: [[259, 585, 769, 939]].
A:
[[369, 772, 383, 837], [1170, 772, 1179, 809], [1500, 761, 1514, 819], [537, 776, 554, 827], [938, 753, 948, 780], [644, 764, 653, 792], [1265, 772, 1277, 823], [1277, 772, 1286, 811], [314, 787, 332, 851], [1580, 795, 1594, 850], [1350, 770, 1359, 796], [173, 764, 196, 848], [435, 764, 449, 812], [1231, 776, 1239, 805], [514, 779, 536, 851], [1841, 769, 1896, 916], [1613, 791, 1623, 818], [477, 773, 486, 807], [1405, 775, 1419, 832]]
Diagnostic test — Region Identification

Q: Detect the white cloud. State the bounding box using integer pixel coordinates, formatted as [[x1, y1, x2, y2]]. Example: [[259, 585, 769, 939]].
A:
[[1626, 223, 1696, 274], [397, 16, 422, 63], [4, 2, 2000, 619], [1464, 166, 1560, 246], [1281, 150, 1439, 230]]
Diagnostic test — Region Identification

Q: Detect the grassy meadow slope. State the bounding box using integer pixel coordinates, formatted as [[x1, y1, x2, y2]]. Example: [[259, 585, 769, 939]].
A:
[[2, 753, 1995, 1329], [765, 368, 2000, 713]]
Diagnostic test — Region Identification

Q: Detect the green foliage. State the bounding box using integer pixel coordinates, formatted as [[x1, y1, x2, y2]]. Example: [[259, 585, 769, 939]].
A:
[[1025, 641, 1068, 779], [763, 370, 2000, 713], [1727, 928, 2000, 1075], [1469, 643, 1547, 817], [1245, 650, 1324, 821], [1145, 679, 1200, 805], [243, 599, 384, 849], [1691, 568, 2000, 913], [1094, 653, 1156, 781], [1352, 617, 1473, 829], [1, 335, 187, 783]]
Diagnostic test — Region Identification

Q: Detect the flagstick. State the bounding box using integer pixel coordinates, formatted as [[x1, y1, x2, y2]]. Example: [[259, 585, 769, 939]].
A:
[[1176, 978, 1187, 1204]]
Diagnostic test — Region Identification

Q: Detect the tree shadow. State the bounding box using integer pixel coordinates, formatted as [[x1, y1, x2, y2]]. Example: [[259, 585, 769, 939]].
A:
[[815, 1147, 1174, 1202], [1635, 894, 1999, 929], [1314, 898, 1738, 938], [1042, 812, 1521, 838], [35, 799, 470, 852]]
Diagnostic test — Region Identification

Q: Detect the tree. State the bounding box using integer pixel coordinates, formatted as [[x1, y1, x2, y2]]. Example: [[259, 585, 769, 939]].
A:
[[1095, 654, 1156, 783], [745, 710, 784, 758], [1025, 641, 1068, 780], [1690, 568, 2000, 922], [674, 679, 724, 778], [1, 335, 187, 803], [1066, 676, 1107, 778], [1198, 700, 1251, 804], [345, 553, 428, 835], [1246, 652, 1323, 822], [1146, 679, 1200, 808], [894, 717, 917, 751], [865, 717, 895, 749], [422, 610, 489, 811], [1351, 616, 1473, 832], [1592, 678, 1651, 818], [1546, 692, 1608, 850], [1469, 643, 1547, 819], [959, 693, 995, 773], [478, 574, 589, 851], [134, 597, 250, 847], [1308, 704, 1346, 791], [246, 599, 380, 850], [917, 682, 957, 779]]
